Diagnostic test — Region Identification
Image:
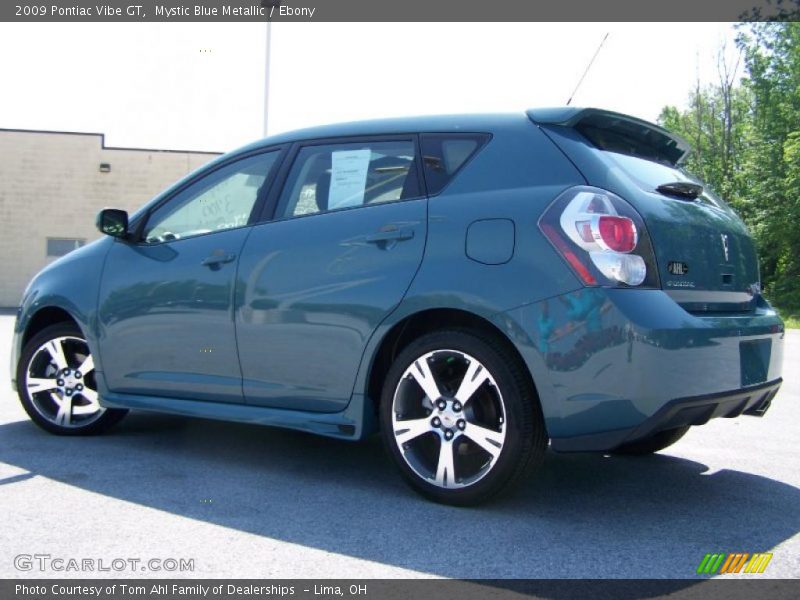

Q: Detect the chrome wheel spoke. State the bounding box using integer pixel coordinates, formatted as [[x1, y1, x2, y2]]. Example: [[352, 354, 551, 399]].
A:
[[77, 388, 100, 407], [26, 377, 59, 394], [76, 354, 94, 376], [73, 388, 100, 415], [45, 340, 68, 371], [434, 440, 457, 488], [462, 422, 504, 459], [72, 404, 98, 416], [394, 417, 432, 446], [409, 358, 442, 402], [454, 358, 490, 406], [53, 393, 72, 426]]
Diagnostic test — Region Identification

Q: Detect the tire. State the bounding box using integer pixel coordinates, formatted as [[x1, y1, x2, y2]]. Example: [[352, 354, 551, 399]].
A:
[[17, 322, 127, 435], [380, 329, 547, 506], [612, 426, 690, 456]]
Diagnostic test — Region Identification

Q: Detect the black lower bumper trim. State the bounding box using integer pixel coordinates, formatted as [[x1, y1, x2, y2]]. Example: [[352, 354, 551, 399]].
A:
[[551, 378, 782, 453]]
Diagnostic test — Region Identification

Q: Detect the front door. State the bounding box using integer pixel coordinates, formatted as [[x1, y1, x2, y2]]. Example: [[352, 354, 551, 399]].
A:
[[97, 150, 281, 403]]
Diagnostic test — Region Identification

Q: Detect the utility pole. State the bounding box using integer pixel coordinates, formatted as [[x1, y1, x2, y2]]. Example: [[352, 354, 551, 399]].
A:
[[263, 20, 272, 137]]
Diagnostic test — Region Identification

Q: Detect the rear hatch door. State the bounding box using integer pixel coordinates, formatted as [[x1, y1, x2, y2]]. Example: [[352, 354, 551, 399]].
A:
[[529, 108, 760, 312]]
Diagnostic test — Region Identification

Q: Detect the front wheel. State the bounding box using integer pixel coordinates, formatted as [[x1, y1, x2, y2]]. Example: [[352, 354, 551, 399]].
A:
[[17, 322, 127, 435], [380, 329, 547, 505]]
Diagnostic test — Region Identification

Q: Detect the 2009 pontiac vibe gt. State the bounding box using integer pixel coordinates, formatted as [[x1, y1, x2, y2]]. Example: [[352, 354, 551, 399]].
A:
[[11, 108, 784, 505]]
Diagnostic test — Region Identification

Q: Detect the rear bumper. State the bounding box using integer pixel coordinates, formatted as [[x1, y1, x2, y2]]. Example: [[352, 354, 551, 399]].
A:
[[550, 378, 782, 452], [496, 288, 784, 450]]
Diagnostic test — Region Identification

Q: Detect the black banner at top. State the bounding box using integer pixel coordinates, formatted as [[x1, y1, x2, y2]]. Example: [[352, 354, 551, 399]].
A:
[[2, 0, 800, 22]]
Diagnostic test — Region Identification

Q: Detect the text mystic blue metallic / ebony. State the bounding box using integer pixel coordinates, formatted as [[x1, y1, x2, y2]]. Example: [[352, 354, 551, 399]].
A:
[[10, 109, 784, 505]]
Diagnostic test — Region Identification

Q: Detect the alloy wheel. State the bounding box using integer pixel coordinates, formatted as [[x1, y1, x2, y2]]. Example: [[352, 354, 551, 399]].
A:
[[24, 335, 105, 428], [391, 349, 507, 489]]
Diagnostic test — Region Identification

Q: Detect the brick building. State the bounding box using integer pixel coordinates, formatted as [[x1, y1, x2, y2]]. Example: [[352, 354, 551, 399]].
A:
[[0, 129, 220, 306]]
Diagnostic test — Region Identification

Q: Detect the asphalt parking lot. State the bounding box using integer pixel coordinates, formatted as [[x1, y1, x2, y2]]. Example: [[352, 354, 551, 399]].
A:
[[0, 313, 797, 580]]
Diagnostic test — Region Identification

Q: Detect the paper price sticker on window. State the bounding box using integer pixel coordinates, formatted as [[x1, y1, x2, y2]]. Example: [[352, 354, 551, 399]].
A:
[[329, 149, 372, 210]]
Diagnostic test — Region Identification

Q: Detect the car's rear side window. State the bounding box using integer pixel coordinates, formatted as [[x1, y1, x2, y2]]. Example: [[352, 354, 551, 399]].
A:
[[420, 133, 490, 195], [276, 140, 420, 219]]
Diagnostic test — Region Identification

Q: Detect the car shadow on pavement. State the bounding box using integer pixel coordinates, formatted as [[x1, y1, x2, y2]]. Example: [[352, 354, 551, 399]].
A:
[[0, 412, 798, 584]]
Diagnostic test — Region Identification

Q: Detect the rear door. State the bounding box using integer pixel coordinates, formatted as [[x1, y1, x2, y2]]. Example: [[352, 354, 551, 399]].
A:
[[235, 137, 427, 412]]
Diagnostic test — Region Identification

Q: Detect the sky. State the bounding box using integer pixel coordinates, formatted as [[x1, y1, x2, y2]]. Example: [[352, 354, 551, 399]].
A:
[[0, 22, 742, 153]]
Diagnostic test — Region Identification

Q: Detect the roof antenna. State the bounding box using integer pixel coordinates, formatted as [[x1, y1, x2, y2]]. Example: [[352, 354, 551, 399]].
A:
[[566, 32, 609, 106]]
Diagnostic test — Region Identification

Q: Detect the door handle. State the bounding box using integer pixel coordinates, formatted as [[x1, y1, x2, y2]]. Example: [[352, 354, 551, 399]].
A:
[[365, 227, 415, 244], [201, 252, 236, 268]]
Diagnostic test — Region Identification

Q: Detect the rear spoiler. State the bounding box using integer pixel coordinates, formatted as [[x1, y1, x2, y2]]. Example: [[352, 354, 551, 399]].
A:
[[527, 107, 690, 166]]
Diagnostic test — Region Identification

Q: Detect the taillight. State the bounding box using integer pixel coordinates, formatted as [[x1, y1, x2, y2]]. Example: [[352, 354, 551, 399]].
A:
[[540, 186, 659, 288], [597, 216, 637, 252]]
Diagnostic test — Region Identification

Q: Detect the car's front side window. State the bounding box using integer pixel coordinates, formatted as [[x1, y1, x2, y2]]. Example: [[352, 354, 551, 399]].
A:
[[276, 140, 419, 219], [143, 151, 280, 244]]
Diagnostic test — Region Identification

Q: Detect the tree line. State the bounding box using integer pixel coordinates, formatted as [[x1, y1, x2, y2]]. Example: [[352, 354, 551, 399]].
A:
[[658, 22, 800, 316]]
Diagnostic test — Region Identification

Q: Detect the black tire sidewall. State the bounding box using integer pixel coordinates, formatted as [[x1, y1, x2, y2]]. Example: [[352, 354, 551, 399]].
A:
[[380, 329, 542, 505], [17, 322, 126, 436]]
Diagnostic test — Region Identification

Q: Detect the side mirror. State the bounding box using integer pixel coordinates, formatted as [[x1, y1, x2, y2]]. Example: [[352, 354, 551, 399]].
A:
[[96, 208, 129, 238]]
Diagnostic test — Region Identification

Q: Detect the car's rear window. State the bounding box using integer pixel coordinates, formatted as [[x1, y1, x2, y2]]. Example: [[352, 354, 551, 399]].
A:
[[605, 151, 728, 210], [420, 133, 490, 195], [574, 113, 685, 165]]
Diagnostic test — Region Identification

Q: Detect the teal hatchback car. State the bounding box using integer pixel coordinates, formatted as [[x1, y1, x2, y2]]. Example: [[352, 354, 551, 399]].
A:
[[11, 108, 784, 505]]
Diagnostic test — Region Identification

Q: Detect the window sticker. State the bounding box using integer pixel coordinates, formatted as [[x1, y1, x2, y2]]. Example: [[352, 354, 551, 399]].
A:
[[328, 148, 371, 209]]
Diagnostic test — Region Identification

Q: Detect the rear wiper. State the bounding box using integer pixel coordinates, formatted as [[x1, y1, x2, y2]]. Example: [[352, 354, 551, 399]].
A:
[[656, 181, 703, 200]]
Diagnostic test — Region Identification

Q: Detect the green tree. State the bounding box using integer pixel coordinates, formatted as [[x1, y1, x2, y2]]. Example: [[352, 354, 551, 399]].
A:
[[739, 22, 800, 310], [658, 23, 800, 313]]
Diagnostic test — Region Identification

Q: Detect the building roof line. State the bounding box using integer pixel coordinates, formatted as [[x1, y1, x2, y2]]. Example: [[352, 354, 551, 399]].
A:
[[0, 127, 223, 156]]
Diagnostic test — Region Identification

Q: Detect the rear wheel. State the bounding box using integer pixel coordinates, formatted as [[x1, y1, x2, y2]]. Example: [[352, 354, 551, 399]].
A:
[[17, 322, 127, 435], [380, 329, 547, 505], [612, 426, 690, 455]]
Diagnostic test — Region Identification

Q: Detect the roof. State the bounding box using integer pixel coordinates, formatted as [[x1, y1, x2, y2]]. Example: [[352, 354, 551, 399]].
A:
[[236, 112, 532, 154], [3, 109, 683, 163]]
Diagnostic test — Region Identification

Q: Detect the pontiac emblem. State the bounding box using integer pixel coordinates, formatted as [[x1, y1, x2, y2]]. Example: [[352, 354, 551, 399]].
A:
[[721, 234, 730, 262]]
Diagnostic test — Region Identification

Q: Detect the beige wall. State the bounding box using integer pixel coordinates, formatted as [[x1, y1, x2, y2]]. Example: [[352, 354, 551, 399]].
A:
[[0, 129, 220, 306]]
